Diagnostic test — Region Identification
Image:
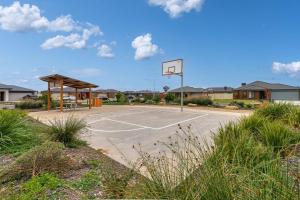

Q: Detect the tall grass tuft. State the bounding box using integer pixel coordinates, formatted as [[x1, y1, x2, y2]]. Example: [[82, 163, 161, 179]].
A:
[[128, 103, 300, 199], [48, 116, 87, 148], [0, 110, 28, 153]]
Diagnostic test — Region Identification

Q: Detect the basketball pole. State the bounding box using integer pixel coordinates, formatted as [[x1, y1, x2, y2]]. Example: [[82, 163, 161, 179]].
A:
[[180, 72, 183, 112]]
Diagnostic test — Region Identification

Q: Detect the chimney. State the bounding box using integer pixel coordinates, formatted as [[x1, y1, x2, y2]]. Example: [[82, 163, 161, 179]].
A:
[[241, 83, 246, 86]]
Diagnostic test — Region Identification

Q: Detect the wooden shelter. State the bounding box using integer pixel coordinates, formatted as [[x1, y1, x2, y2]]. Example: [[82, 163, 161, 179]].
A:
[[40, 74, 98, 112]]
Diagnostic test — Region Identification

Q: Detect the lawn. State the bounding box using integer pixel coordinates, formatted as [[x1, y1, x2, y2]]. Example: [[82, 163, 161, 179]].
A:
[[214, 98, 261, 104]]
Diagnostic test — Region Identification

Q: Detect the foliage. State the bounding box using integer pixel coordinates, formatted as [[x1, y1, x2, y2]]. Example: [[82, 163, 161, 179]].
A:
[[184, 98, 213, 106], [73, 170, 101, 192], [17, 173, 64, 200], [48, 116, 87, 148], [0, 141, 72, 183], [15, 100, 44, 110], [152, 95, 161, 104], [116, 92, 128, 103], [164, 93, 176, 103], [129, 103, 300, 199], [0, 110, 34, 155]]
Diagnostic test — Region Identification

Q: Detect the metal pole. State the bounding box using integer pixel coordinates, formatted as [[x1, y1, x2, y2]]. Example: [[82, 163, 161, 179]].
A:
[[180, 73, 183, 112]]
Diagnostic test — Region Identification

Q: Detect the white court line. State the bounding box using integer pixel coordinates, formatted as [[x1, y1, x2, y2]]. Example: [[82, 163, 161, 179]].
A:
[[87, 114, 209, 133], [88, 109, 157, 121]]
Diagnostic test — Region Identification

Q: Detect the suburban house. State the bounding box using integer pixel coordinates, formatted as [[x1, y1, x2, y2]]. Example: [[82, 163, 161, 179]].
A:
[[205, 87, 234, 100], [169, 86, 234, 100], [94, 89, 119, 100], [169, 86, 205, 100], [123, 90, 159, 100], [234, 81, 300, 101], [0, 83, 36, 102]]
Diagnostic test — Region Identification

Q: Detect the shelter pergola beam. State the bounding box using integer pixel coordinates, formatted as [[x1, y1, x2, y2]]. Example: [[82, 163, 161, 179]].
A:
[[39, 74, 98, 112]]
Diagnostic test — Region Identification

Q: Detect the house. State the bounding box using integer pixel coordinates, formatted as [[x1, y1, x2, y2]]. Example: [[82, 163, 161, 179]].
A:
[[0, 83, 36, 102], [94, 89, 119, 100], [205, 87, 234, 100], [169, 86, 205, 100], [123, 90, 159, 100], [234, 81, 300, 101]]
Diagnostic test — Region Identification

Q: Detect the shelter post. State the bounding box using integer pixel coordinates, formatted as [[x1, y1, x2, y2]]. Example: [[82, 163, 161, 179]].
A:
[[75, 88, 78, 104], [60, 79, 64, 112], [89, 87, 92, 109], [47, 82, 51, 111]]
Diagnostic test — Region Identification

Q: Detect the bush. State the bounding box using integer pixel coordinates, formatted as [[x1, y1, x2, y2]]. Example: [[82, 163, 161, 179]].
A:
[[152, 95, 161, 104], [15, 100, 43, 109], [48, 116, 87, 148], [165, 93, 175, 103], [0, 110, 28, 152], [0, 141, 72, 183], [116, 92, 128, 103], [184, 98, 213, 106]]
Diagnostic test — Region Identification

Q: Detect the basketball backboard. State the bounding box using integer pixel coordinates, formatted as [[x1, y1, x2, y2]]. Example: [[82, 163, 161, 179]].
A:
[[162, 59, 183, 76]]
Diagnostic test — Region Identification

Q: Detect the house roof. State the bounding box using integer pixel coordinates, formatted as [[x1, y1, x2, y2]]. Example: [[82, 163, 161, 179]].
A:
[[0, 83, 35, 92], [95, 89, 119, 93], [169, 86, 204, 93], [123, 90, 159, 94], [205, 87, 234, 92], [39, 74, 98, 89], [235, 81, 300, 91], [46, 87, 90, 93]]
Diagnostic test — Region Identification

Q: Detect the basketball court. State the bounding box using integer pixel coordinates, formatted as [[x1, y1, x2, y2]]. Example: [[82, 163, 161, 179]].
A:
[[81, 105, 245, 166]]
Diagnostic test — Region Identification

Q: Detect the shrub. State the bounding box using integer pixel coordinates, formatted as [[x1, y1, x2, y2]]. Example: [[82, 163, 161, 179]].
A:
[[184, 98, 213, 106], [73, 170, 101, 192], [165, 93, 175, 103], [15, 100, 43, 109], [0, 110, 28, 152], [0, 141, 72, 182], [152, 95, 161, 104], [116, 92, 128, 103], [48, 116, 87, 148]]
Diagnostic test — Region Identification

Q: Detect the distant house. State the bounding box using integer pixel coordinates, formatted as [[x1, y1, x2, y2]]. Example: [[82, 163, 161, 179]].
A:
[[94, 89, 119, 100], [234, 81, 300, 101], [205, 87, 234, 100], [169, 86, 205, 100], [123, 90, 159, 100], [0, 83, 36, 102]]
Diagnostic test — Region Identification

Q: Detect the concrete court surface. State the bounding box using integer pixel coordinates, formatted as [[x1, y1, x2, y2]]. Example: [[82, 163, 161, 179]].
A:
[[29, 105, 248, 166]]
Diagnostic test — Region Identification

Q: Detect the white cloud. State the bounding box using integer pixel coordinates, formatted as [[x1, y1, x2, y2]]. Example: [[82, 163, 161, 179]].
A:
[[132, 33, 159, 60], [273, 61, 300, 76], [97, 44, 115, 58], [149, 0, 205, 18], [0, 1, 77, 32], [41, 26, 101, 49], [72, 68, 101, 77]]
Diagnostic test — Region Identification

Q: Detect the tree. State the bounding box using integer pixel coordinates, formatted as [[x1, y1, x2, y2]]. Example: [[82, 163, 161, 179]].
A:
[[165, 93, 175, 103], [163, 85, 170, 93]]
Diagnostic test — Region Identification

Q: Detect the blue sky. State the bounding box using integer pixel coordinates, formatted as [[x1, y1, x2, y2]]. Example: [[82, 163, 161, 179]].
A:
[[0, 0, 300, 91]]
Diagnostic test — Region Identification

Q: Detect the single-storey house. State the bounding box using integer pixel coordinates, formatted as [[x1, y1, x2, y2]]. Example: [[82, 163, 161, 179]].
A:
[[0, 83, 36, 102], [205, 87, 234, 100], [234, 81, 300, 101], [94, 89, 119, 100], [169, 86, 205, 100], [123, 90, 160, 100]]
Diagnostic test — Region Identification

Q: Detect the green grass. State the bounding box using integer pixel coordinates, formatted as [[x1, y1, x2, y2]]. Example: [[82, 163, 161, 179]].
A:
[[214, 99, 260, 104], [73, 170, 102, 192], [129, 103, 300, 199], [0, 110, 47, 156], [48, 116, 87, 148]]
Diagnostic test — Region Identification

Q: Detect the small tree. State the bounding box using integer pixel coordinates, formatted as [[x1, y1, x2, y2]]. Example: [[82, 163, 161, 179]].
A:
[[116, 92, 128, 103], [152, 95, 161, 104], [163, 86, 170, 93], [165, 93, 175, 103]]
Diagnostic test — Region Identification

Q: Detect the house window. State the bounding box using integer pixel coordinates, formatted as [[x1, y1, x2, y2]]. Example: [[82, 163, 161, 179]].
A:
[[248, 91, 255, 99], [0, 92, 4, 101]]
